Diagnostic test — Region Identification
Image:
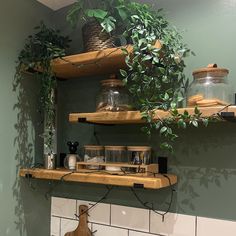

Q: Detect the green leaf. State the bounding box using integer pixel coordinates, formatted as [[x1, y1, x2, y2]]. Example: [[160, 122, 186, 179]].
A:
[[192, 120, 198, 128], [153, 57, 159, 64], [178, 119, 186, 129], [142, 55, 152, 61], [160, 142, 173, 152], [116, 6, 128, 21], [194, 106, 200, 115], [170, 101, 176, 109], [164, 93, 169, 101], [202, 118, 209, 127], [86, 9, 108, 19], [101, 16, 116, 33], [160, 126, 167, 134], [120, 69, 127, 77]]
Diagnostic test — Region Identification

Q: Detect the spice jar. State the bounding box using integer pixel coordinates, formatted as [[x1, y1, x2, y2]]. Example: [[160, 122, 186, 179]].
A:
[[96, 75, 133, 112], [187, 64, 231, 107], [127, 146, 151, 165], [104, 146, 127, 171], [84, 145, 104, 170]]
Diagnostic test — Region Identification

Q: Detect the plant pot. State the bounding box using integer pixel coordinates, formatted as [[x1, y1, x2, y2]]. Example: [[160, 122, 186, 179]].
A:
[[82, 20, 115, 52]]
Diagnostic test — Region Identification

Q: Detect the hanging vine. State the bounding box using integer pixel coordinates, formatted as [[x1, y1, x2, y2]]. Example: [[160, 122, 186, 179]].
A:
[[15, 22, 71, 153]]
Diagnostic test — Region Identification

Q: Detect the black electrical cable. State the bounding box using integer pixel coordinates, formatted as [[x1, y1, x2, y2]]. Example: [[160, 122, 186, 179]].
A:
[[130, 174, 175, 222], [74, 185, 113, 220]]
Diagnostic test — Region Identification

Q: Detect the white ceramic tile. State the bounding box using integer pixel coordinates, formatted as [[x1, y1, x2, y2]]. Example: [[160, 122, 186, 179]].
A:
[[60, 218, 79, 236], [197, 216, 236, 236], [77, 200, 110, 225], [111, 205, 149, 232], [150, 211, 195, 236], [51, 217, 60, 236], [51, 197, 76, 219], [129, 231, 158, 236], [92, 224, 128, 236]]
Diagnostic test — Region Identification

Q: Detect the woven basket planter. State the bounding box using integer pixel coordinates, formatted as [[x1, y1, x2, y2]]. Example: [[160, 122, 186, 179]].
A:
[[82, 20, 115, 52]]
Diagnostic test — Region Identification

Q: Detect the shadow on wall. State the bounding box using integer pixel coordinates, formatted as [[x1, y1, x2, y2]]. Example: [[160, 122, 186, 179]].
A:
[[12, 72, 50, 235], [169, 123, 236, 215]]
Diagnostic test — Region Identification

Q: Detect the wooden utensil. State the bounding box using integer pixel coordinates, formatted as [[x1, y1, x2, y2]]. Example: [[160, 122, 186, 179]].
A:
[[65, 205, 92, 236]]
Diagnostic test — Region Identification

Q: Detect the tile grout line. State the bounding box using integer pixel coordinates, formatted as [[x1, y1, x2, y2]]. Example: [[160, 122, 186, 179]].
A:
[[149, 209, 151, 233], [110, 203, 112, 226], [59, 217, 61, 236], [195, 216, 198, 236]]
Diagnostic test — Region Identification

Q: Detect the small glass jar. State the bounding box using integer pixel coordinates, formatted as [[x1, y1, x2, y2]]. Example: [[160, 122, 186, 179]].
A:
[[127, 146, 151, 165], [104, 146, 127, 171], [84, 145, 104, 170], [187, 64, 231, 107], [96, 75, 133, 112]]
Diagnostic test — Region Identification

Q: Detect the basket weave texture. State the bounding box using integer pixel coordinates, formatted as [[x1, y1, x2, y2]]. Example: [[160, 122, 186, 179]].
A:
[[82, 20, 114, 52]]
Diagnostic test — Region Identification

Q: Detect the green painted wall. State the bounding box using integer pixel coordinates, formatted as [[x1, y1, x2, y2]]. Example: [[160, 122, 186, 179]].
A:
[[53, 0, 236, 223], [1, 0, 236, 236], [0, 1, 53, 235]]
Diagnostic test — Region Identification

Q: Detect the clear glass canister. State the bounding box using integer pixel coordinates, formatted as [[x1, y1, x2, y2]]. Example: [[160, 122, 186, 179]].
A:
[[104, 146, 127, 171], [84, 145, 104, 170], [96, 75, 133, 112], [127, 146, 151, 165], [187, 64, 231, 107]]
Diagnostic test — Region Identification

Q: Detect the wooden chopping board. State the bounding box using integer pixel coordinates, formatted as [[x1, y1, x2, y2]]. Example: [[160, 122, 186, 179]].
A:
[[65, 205, 92, 236]]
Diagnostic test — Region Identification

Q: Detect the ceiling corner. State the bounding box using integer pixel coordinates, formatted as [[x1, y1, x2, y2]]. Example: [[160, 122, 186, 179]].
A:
[[36, 0, 76, 11]]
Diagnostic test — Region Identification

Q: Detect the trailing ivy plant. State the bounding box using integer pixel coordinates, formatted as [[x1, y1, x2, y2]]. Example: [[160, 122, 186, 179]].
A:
[[15, 22, 71, 154], [118, 2, 209, 152], [67, 0, 210, 152]]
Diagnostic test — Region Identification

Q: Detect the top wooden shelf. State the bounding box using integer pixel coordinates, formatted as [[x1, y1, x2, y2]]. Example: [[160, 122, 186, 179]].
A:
[[69, 106, 236, 124], [51, 46, 132, 79]]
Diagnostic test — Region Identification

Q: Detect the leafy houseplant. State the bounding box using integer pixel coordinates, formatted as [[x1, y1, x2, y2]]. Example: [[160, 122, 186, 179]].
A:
[[15, 22, 70, 156], [119, 2, 209, 151], [67, 0, 209, 151], [67, 0, 131, 51]]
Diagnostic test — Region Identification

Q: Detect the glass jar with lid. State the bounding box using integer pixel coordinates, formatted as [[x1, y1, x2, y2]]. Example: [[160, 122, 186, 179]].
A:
[[104, 146, 127, 171], [84, 145, 104, 170], [127, 146, 151, 165], [96, 75, 133, 112], [187, 64, 231, 107]]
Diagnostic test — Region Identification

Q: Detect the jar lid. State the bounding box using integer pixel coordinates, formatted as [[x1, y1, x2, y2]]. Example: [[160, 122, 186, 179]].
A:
[[127, 146, 151, 151], [84, 145, 104, 150], [104, 145, 126, 151], [192, 64, 229, 79], [101, 79, 124, 87]]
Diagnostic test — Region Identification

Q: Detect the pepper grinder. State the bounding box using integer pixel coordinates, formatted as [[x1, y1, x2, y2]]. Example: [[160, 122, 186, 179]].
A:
[[64, 141, 80, 170]]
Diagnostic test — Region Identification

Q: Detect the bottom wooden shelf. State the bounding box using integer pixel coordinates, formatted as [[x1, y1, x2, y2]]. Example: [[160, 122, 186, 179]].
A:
[[19, 168, 177, 189]]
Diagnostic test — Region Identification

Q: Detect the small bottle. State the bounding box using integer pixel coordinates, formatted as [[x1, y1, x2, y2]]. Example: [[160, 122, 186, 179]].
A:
[[64, 141, 80, 170]]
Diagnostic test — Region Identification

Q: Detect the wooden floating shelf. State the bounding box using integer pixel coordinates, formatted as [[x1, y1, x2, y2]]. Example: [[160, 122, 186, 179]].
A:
[[69, 106, 236, 124], [19, 168, 177, 189], [51, 46, 132, 79]]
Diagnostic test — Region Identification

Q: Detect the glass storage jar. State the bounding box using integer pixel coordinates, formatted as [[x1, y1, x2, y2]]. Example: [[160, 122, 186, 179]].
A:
[[187, 64, 231, 107], [104, 146, 127, 171], [96, 75, 133, 112], [84, 145, 104, 170], [127, 146, 151, 165]]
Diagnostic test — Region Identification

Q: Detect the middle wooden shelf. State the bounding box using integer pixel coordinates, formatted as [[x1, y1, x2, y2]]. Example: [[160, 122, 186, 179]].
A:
[[69, 106, 236, 124]]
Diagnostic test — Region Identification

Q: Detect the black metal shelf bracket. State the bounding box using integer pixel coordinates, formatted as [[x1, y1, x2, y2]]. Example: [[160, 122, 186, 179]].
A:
[[220, 112, 236, 122]]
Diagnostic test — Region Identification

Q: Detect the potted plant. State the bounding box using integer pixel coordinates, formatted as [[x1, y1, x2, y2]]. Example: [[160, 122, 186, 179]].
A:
[[68, 0, 209, 151], [15, 22, 71, 167], [66, 0, 130, 52]]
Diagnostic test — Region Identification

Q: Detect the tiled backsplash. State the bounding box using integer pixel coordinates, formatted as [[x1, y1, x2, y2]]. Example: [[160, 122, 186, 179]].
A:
[[51, 197, 236, 236]]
